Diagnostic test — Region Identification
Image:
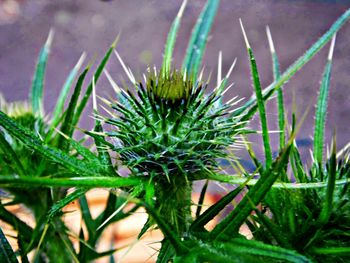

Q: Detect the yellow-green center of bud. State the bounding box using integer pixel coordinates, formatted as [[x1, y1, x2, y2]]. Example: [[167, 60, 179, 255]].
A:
[[147, 70, 193, 102]]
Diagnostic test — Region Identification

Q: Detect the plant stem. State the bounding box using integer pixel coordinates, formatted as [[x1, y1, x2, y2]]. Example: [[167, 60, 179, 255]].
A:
[[208, 173, 350, 189], [0, 176, 142, 188], [156, 176, 192, 236]]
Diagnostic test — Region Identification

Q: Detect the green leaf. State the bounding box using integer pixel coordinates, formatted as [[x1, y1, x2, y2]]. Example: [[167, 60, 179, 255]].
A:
[[144, 179, 155, 206], [0, 205, 33, 243], [234, 8, 350, 122], [218, 238, 310, 263], [109, 251, 116, 263], [49, 53, 86, 133], [313, 35, 336, 164], [254, 209, 291, 249], [195, 180, 208, 218], [97, 185, 143, 231], [240, 20, 272, 168], [174, 238, 310, 263], [0, 131, 26, 177], [317, 136, 337, 225], [208, 172, 349, 189], [56, 131, 100, 164], [0, 227, 18, 263], [17, 233, 29, 263], [157, 239, 176, 263], [212, 138, 293, 239], [57, 65, 90, 152], [290, 140, 308, 183], [48, 188, 87, 221], [0, 176, 142, 188], [78, 227, 87, 262], [93, 122, 113, 171], [0, 111, 109, 177], [182, 0, 220, 79], [311, 246, 350, 255], [161, 0, 187, 76], [91, 80, 116, 175], [96, 192, 122, 227], [141, 201, 188, 255], [30, 30, 53, 118], [79, 195, 95, 241], [84, 248, 118, 261], [267, 26, 285, 150], [190, 182, 245, 231], [72, 36, 119, 127]]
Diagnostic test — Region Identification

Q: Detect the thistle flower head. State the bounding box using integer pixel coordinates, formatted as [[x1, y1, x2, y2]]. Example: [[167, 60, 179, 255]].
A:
[[0, 93, 47, 173], [101, 62, 243, 185], [0, 93, 35, 127]]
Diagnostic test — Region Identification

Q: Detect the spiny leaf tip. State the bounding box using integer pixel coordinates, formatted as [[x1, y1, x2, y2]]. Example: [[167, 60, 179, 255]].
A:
[[328, 34, 336, 61], [266, 25, 275, 54], [239, 18, 250, 49]]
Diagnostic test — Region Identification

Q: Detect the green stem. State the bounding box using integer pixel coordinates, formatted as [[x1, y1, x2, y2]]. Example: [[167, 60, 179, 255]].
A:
[[207, 173, 350, 189], [156, 176, 192, 236], [311, 247, 350, 255], [0, 176, 142, 188]]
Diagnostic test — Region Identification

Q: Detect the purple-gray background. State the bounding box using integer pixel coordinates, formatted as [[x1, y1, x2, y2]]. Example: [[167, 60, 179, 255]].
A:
[[1, 0, 350, 161]]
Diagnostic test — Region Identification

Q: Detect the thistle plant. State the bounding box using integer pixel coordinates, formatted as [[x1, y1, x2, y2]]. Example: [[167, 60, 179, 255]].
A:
[[246, 32, 350, 262], [97, 58, 241, 236], [0, 31, 137, 262], [0, 31, 81, 262], [0, 0, 350, 262]]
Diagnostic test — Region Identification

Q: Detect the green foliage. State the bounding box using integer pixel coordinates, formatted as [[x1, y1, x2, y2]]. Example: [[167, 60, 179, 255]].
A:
[[182, 0, 220, 80], [254, 144, 350, 262], [30, 30, 53, 118], [173, 238, 310, 263], [0, 227, 18, 263], [244, 36, 350, 263], [99, 67, 245, 234], [49, 53, 86, 133], [0, 1, 350, 262], [72, 36, 119, 128], [0, 32, 133, 262], [162, 0, 187, 76], [240, 20, 272, 168], [313, 35, 336, 164], [267, 26, 285, 150], [233, 7, 350, 123]]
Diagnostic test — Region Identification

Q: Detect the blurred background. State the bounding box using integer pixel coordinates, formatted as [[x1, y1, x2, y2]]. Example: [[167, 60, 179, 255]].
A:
[[1, 0, 350, 262], [1, 0, 350, 151]]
